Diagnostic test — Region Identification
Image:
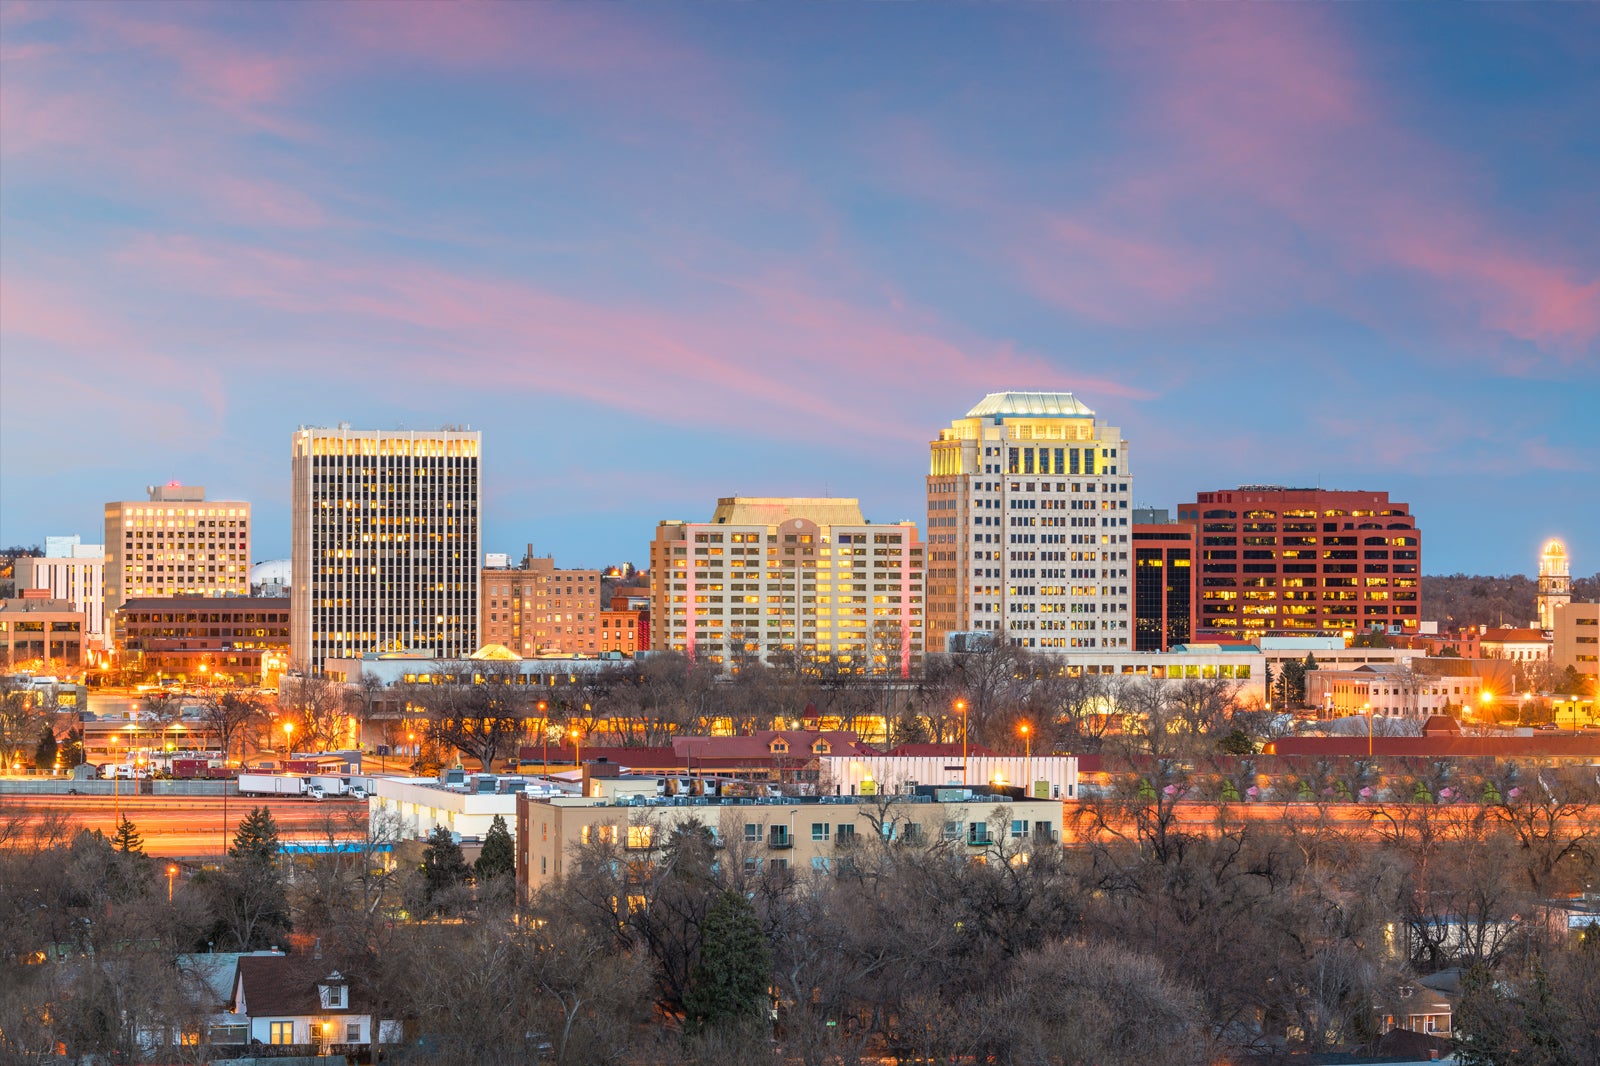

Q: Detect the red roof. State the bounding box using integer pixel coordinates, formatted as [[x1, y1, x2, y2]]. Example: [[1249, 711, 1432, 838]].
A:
[[883, 742, 1000, 758], [1481, 628, 1549, 642]]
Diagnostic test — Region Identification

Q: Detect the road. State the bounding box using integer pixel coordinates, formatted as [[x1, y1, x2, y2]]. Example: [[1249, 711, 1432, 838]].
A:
[[0, 794, 367, 858]]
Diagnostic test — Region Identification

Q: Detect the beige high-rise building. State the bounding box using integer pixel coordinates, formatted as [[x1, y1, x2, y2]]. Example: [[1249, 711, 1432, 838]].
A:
[[104, 485, 251, 636], [649, 497, 923, 677], [291, 426, 481, 671], [926, 392, 1132, 654], [481, 547, 601, 656]]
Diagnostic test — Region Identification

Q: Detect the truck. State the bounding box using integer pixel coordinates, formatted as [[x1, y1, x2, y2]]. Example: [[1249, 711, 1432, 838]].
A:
[[237, 773, 315, 798], [308, 774, 358, 798]]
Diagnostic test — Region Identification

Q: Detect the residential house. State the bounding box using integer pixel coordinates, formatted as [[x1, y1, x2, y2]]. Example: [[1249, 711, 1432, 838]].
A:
[[229, 954, 400, 1051]]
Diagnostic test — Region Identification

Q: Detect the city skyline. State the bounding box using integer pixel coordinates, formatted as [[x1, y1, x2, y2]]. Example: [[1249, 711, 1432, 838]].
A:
[[3, 5, 1597, 574]]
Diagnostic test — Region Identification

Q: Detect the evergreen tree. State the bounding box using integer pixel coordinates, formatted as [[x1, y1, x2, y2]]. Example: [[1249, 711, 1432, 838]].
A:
[[230, 806, 281, 863], [420, 825, 472, 905], [34, 724, 58, 770], [60, 727, 86, 768], [683, 890, 772, 1035], [111, 816, 144, 854], [474, 814, 515, 882]]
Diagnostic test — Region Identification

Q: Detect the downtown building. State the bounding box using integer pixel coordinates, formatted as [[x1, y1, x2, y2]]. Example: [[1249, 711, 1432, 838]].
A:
[[480, 546, 602, 656], [1132, 509, 1197, 653], [291, 426, 481, 672], [103, 484, 251, 644], [649, 497, 923, 677], [14, 536, 107, 649], [1174, 487, 1421, 640], [925, 392, 1132, 654]]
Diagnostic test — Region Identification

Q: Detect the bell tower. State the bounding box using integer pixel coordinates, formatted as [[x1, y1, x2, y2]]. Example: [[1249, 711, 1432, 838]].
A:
[[1536, 539, 1571, 630]]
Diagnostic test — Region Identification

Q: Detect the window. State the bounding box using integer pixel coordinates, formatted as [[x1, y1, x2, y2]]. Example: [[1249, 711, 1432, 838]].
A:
[[811, 822, 830, 841], [325, 985, 346, 1009], [346, 1022, 362, 1043], [270, 1021, 294, 1045], [811, 856, 832, 872], [744, 823, 760, 843], [836, 824, 856, 842]]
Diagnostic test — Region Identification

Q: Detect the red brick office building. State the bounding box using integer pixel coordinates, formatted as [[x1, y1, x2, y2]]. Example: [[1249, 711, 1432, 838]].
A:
[[1175, 487, 1420, 641]]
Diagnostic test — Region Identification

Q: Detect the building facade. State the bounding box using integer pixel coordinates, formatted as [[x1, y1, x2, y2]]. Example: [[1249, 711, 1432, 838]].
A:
[[517, 782, 1064, 895], [649, 498, 923, 677], [104, 484, 251, 629], [926, 392, 1132, 654], [598, 608, 642, 655], [480, 547, 601, 656], [0, 590, 87, 669], [117, 596, 291, 683], [1306, 663, 1483, 718], [1552, 601, 1600, 689], [1132, 512, 1196, 653], [15, 536, 106, 648], [1175, 487, 1420, 640], [290, 427, 481, 671]]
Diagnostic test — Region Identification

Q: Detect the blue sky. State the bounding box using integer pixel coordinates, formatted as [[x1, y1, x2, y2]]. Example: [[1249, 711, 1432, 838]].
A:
[[1, 3, 1595, 578]]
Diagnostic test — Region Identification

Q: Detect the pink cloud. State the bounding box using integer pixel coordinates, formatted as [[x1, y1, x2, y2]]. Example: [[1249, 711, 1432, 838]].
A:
[[1016, 216, 1216, 324], [1097, 7, 1598, 359], [107, 232, 1114, 444]]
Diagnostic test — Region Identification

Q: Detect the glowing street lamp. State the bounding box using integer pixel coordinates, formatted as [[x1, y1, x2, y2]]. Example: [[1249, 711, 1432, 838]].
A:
[[1019, 722, 1032, 795], [1364, 701, 1374, 757], [956, 700, 968, 785], [283, 720, 295, 758], [167, 864, 179, 903]]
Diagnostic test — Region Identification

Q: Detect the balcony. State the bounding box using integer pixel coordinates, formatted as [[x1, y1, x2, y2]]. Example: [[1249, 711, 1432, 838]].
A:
[[767, 830, 793, 850]]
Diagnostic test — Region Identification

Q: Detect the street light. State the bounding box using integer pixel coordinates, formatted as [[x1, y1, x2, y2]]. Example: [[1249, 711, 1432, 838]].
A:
[[1019, 723, 1032, 798], [109, 734, 120, 822], [283, 720, 294, 759], [167, 864, 178, 903], [956, 700, 968, 786], [1364, 701, 1374, 757], [538, 701, 549, 776]]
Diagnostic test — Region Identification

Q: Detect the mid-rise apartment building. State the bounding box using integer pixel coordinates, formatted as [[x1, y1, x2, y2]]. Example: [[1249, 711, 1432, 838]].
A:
[[517, 780, 1063, 895], [0, 590, 87, 668], [290, 426, 481, 671], [1132, 510, 1196, 653], [1552, 601, 1599, 689], [104, 485, 251, 629], [1175, 487, 1420, 640], [926, 391, 1132, 653], [598, 609, 642, 656], [118, 596, 291, 683], [15, 536, 106, 648], [649, 498, 923, 677], [480, 548, 601, 656]]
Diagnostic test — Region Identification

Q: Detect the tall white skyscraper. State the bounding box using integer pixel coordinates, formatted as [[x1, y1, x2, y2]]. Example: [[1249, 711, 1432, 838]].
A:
[[925, 392, 1133, 654], [291, 426, 482, 671]]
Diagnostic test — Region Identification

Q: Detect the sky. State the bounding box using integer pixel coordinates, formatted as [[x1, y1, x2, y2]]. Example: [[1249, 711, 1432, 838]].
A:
[[2, 3, 1596, 578]]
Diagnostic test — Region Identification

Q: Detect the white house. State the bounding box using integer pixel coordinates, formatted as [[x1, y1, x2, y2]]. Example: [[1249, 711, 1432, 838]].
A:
[[229, 955, 401, 1050]]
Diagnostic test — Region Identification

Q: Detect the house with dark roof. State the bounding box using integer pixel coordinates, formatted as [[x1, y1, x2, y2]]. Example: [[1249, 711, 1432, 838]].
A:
[[228, 954, 400, 1050]]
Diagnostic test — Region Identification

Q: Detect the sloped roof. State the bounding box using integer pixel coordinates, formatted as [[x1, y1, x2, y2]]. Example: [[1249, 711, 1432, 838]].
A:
[[234, 955, 368, 1017], [883, 742, 1001, 758], [965, 392, 1094, 420], [1480, 628, 1549, 643]]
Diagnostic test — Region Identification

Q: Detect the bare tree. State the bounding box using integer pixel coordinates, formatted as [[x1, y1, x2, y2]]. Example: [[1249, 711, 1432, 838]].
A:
[[195, 686, 262, 765], [276, 674, 349, 750]]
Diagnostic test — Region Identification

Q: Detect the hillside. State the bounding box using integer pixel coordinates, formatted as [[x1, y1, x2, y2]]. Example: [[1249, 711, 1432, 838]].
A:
[[1423, 572, 1600, 629]]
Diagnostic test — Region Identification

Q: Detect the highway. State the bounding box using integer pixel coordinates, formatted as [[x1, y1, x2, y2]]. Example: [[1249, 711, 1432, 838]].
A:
[[0, 794, 367, 858]]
